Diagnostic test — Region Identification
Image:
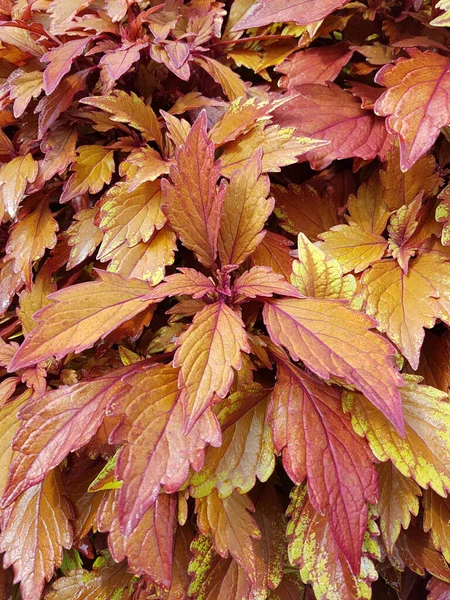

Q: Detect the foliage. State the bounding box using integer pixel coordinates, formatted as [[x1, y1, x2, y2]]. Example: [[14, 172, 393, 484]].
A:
[[1, 0, 450, 598]]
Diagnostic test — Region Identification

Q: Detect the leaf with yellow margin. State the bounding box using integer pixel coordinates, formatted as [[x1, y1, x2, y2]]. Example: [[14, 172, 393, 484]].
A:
[[343, 376, 450, 497]]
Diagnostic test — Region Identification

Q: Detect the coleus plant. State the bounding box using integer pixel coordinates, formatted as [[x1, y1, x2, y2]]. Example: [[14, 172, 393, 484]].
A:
[[2, 0, 450, 599]]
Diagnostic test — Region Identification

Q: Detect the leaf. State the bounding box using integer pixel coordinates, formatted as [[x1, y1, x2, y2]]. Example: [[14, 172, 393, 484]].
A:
[[60, 145, 115, 204], [431, 0, 450, 26], [0, 362, 143, 506], [67, 208, 103, 270], [276, 43, 354, 90], [263, 297, 404, 433], [173, 300, 249, 432], [163, 111, 226, 268], [0, 394, 27, 498], [42, 37, 91, 95], [376, 461, 421, 553], [209, 97, 271, 147], [18, 262, 56, 335], [251, 231, 295, 282], [195, 491, 261, 583], [103, 225, 176, 285], [9, 69, 44, 119], [35, 125, 77, 186], [8, 271, 153, 371], [394, 526, 450, 582], [234, 0, 351, 29], [287, 484, 379, 600], [233, 266, 301, 299], [189, 388, 275, 498], [0, 25, 46, 57], [428, 577, 450, 600], [380, 144, 440, 211], [108, 363, 221, 535], [220, 123, 327, 177], [97, 181, 165, 259], [274, 84, 390, 169], [292, 233, 360, 306], [424, 489, 450, 563], [343, 376, 450, 497], [375, 50, 450, 171], [6, 198, 59, 288], [361, 254, 450, 369], [218, 152, 272, 266], [0, 154, 37, 218], [99, 40, 148, 85], [81, 90, 162, 147], [269, 360, 377, 573], [36, 70, 90, 138], [413, 331, 450, 392], [144, 268, 215, 301], [194, 56, 247, 101], [125, 147, 170, 191], [45, 558, 134, 600], [97, 489, 177, 588], [318, 224, 388, 274], [0, 470, 72, 600], [273, 183, 340, 240], [48, 0, 95, 34]]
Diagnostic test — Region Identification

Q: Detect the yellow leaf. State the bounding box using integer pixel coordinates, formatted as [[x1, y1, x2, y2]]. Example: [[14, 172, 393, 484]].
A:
[[292, 233, 361, 308], [81, 90, 163, 148], [347, 171, 390, 234], [209, 96, 271, 146], [319, 223, 388, 273], [344, 376, 450, 497], [190, 388, 274, 498], [0, 153, 38, 218], [194, 55, 247, 101], [9, 69, 43, 118], [60, 145, 115, 204], [18, 262, 56, 336], [220, 123, 326, 177], [97, 180, 165, 259], [361, 254, 450, 369]]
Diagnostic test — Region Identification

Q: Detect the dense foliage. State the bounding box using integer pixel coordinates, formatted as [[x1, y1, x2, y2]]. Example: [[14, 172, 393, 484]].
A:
[[2, 0, 450, 598]]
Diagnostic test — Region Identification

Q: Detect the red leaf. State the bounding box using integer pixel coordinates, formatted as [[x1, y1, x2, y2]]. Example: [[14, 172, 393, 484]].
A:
[[41, 37, 91, 95], [268, 360, 377, 573], [274, 84, 390, 169]]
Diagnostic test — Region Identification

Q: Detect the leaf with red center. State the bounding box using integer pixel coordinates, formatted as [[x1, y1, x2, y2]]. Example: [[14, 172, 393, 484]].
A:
[[269, 360, 377, 573], [375, 50, 450, 171], [263, 297, 404, 433], [8, 271, 153, 371], [163, 111, 226, 268], [99, 40, 149, 86], [0, 470, 72, 600], [1, 361, 143, 506], [108, 363, 221, 535], [274, 84, 390, 169], [174, 301, 250, 432], [97, 488, 177, 588]]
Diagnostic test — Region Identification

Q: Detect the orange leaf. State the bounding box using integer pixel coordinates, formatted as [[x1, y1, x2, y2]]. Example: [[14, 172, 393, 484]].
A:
[[194, 55, 247, 101], [251, 231, 294, 282], [263, 297, 404, 432], [424, 489, 450, 563], [60, 145, 115, 204], [6, 198, 59, 288], [0, 470, 72, 600], [376, 461, 421, 553], [218, 152, 272, 266], [174, 301, 250, 432], [196, 491, 261, 583], [0, 153, 37, 218], [233, 266, 300, 300], [163, 111, 226, 268], [67, 208, 103, 270]]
